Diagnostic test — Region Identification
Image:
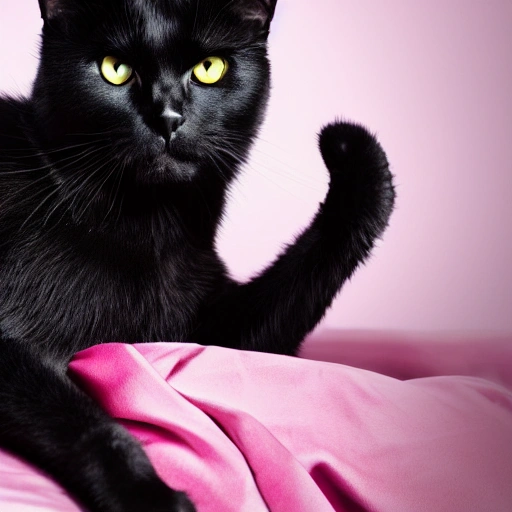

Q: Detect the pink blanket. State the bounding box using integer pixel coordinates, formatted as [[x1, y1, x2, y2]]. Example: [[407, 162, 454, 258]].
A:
[[1, 340, 512, 511]]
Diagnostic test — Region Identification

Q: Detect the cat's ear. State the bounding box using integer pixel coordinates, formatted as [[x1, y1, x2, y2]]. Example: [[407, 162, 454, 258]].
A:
[[233, 0, 278, 35], [38, 0, 65, 20]]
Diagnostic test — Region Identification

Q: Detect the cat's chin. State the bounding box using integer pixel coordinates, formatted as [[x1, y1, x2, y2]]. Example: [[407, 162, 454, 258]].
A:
[[139, 157, 198, 184]]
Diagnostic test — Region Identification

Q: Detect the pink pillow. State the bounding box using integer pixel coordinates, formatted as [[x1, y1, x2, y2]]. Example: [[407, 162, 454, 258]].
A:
[[1, 342, 511, 511]]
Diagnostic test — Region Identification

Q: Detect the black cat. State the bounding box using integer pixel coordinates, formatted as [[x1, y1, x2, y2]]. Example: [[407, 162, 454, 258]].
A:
[[0, 0, 395, 510]]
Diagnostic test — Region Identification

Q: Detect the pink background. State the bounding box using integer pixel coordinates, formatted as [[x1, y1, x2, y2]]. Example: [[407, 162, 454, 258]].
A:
[[1, 1, 512, 334]]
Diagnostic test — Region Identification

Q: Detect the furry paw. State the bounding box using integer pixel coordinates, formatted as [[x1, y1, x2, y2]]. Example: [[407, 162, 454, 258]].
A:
[[171, 491, 197, 512], [318, 120, 395, 234], [122, 480, 196, 512], [113, 486, 196, 512]]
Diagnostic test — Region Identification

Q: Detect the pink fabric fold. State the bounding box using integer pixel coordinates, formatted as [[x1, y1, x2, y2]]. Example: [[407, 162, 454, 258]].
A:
[[1, 341, 512, 511]]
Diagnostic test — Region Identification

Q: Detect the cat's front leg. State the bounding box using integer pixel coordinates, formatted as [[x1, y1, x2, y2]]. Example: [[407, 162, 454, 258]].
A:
[[0, 338, 196, 512], [193, 121, 395, 355]]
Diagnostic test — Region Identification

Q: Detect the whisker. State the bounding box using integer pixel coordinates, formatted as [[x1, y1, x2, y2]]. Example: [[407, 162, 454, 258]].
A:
[[0, 144, 110, 176], [209, 134, 324, 191], [19, 150, 115, 229], [102, 161, 126, 226], [2, 139, 110, 159], [18, 186, 61, 232], [7, 147, 111, 206], [215, 145, 307, 200], [205, 154, 231, 186], [41, 159, 108, 226], [53, 153, 118, 224], [73, 159, 122, 225]]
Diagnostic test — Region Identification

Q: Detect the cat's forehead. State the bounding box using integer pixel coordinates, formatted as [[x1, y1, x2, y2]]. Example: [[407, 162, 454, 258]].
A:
[[130, 0, 185, 45], [130, 0, 192, 23], [41, 0, 273, 50], [128, 0, 229, 30], [116, 0, 249, 50]]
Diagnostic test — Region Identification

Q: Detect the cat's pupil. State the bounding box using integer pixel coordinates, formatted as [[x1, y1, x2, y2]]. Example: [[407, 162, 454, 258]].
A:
[[114, 62, 121, 72], [203, 60, 212, 71]]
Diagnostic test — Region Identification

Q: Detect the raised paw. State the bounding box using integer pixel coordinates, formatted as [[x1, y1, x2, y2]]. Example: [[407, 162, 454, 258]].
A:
[[318, 120, 395, 234]]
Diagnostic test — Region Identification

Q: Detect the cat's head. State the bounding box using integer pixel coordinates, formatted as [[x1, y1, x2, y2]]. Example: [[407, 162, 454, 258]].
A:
[[32, 0, 277, 190]]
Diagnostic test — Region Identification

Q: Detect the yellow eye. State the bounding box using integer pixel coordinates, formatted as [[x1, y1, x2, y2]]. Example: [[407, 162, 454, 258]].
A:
[[192, 57, 228, 85], [100, 56, 134, 85]]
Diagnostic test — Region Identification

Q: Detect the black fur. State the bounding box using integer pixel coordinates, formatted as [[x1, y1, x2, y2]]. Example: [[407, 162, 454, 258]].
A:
[[0, 0, 395, 510]]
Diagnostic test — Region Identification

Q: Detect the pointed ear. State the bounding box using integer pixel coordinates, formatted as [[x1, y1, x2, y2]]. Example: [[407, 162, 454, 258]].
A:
[[38, 0, 67, 21], [234, 0, 278, 35]]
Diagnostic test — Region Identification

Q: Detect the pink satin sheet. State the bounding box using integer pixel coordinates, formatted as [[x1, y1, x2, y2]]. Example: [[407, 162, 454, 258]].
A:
[[1, 339, 512, 511]]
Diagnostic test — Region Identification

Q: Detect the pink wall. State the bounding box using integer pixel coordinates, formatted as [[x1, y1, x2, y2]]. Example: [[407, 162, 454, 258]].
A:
[[2, 1, 512, 334]]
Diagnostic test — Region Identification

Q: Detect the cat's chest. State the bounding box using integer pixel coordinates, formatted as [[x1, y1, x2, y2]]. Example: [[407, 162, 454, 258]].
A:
[[1, 234, 222, 353]]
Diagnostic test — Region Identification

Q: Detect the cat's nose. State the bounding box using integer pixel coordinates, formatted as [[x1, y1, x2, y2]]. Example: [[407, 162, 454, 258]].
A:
[[157, 109, 184, 142]]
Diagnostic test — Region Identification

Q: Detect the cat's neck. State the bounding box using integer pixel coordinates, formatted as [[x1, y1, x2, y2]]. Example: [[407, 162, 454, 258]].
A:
[[46, 177, 227, 260]]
